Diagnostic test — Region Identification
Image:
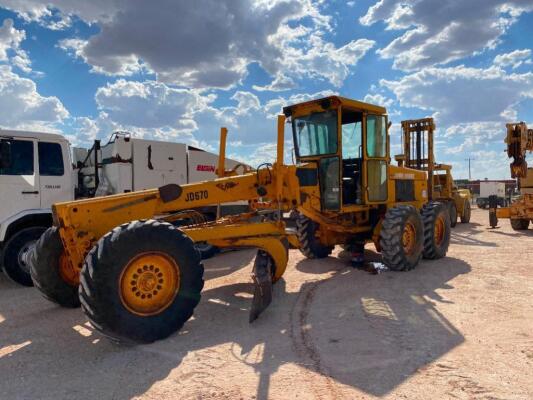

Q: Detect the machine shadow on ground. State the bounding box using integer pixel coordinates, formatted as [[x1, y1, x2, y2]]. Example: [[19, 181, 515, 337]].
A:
[[450, 221, 498, 247], [487, 227, 533, 237], [0, 248, 470, 400]]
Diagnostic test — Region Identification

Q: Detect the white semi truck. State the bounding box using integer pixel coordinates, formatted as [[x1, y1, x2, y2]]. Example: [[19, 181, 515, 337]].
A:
[[0, 130, 248, 286]]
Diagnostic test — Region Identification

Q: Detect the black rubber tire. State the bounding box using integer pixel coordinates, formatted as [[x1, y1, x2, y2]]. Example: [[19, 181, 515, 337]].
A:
[[422, 202, 451, 260], [460, 201, 471, 223], [29, 227, 80, 307], [2, 226, 47, 286], [195, 242, 219, 260], [295, 213, 333, 259], [449, 202, 458, 228], [379, 205, 424, 271], [510, 218, 529, 231], [79, 220, 204, 343]]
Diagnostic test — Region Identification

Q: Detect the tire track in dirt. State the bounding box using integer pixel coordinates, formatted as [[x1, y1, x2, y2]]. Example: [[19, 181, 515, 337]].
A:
[[425, 362, 505, 400], [288, 273, 345, 400]]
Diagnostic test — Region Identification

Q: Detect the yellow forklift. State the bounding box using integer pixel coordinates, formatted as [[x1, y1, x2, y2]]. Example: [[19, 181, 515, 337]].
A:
[[396, 118, 471, 227]]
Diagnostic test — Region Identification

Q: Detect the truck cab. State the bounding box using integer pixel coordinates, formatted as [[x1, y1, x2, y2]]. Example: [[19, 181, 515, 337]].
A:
[[0, 130, 73, 285]]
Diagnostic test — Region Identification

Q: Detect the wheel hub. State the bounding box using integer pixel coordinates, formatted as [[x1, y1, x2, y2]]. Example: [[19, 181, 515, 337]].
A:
[[119, 252, 180, 316], [17, 241, 36, 274], [434, 215, 445, 246], [58, 252, 80, 286], [402, 221, 417, 255]]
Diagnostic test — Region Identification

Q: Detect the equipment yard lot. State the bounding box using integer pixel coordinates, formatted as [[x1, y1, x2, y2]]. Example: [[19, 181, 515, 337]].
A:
[[0, 208, 531, 400]]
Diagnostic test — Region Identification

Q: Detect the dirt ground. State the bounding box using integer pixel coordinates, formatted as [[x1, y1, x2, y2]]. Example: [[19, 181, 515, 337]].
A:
[[0, 208, 532, 400]]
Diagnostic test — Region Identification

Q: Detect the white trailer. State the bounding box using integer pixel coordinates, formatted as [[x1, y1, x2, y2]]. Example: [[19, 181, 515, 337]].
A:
[[477, 181, 507, 209], [0, 130, 248, 286]]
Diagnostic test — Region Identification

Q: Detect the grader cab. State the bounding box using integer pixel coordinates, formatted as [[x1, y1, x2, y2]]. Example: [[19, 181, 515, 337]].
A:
[[30, 96, 451, 343], [397, 118, 471, 227]]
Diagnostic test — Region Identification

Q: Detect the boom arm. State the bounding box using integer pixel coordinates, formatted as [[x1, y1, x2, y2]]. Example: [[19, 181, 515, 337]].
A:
[[506, 122, 533, 178]]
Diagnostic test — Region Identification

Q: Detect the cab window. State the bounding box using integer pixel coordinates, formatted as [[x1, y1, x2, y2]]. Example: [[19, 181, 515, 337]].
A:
[[38, 142, 64, 176], [367, 160, 388, 201], [0, 140, 34, 175], [367, 115, 387, 158], [342, 110, 362, 159], [293, 110, 338, 157]]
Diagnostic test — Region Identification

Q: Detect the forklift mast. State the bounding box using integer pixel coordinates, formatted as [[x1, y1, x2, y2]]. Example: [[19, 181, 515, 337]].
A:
[[400, 118, 436, 200]]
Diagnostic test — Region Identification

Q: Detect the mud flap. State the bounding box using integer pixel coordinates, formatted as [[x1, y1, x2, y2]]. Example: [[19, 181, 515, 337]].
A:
[[249, 250, 273, 323]]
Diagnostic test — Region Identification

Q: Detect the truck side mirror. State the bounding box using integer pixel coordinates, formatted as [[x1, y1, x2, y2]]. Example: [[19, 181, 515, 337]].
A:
[[0, 140, 12, 169]]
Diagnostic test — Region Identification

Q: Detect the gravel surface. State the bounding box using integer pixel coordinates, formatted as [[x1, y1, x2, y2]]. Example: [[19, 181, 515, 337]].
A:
[[0, 208, 532, 399]]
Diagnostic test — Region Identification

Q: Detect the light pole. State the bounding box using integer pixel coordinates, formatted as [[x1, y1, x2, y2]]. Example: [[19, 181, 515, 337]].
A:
[[465, 158, 475, 180]]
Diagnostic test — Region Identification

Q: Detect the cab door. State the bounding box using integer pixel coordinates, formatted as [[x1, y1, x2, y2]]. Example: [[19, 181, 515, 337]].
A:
[[0, 137, 40, 223], [363, 114, 389, 203], [38, 140, 73, 208]]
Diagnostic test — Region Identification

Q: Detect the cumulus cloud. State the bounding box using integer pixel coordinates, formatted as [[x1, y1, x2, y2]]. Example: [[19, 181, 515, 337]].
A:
[[363, 93, 394, 108], [380, 64, 533, 178], [0, 18, 34, 73], [95, 79, 215, 130], [0, 65, 68, 128], [277, 36, 375, 87], [6, 0, 374, 89], [0, 0, 121, 26], [380, 65, 533, 126], [494, 49, 532, 69], [46, 0, 317, 88], [360, 0, 533, 71], [81, 79, 336, 165]]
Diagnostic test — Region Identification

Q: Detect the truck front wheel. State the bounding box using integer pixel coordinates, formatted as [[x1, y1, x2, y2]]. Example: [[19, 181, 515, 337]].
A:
[[2, 226, 47, 286]]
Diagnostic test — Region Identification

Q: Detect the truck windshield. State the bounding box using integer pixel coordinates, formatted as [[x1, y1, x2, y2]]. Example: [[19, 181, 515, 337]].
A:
[[293, 110, 338, 157]]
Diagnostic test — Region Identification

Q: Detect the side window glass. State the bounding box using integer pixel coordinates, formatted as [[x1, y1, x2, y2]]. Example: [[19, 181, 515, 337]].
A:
[[341, 110, 362, 159], [38, 142, 64, 176], [367, 115, 387, 158], [0, 140, 34, 175]]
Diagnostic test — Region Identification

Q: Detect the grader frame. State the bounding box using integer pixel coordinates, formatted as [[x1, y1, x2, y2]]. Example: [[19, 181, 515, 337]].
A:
[[397, 118, 471, 226], [30, 96, 451, 343], [490, 122, 533, 230]]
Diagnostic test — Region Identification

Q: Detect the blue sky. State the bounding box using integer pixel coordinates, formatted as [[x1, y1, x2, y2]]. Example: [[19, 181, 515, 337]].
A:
[[0, 0, 532, 179]]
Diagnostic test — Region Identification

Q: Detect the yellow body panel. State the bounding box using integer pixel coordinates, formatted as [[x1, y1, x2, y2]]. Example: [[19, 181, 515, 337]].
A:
[[496, 194, 533, 220]]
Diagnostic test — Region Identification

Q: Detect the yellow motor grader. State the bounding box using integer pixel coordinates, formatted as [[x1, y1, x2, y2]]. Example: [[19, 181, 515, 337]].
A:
[[29, 96, 451, 343], [489, 122, 533, 230], [396, 118, 471, 227]]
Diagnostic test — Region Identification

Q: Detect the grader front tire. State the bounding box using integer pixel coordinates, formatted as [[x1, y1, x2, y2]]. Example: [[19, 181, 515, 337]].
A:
[[79, 220, 204, 343], [422, 202, 451, 260], [295, 214, 333, 259], [29, 227, 81, 308], [380, 206, 424, 271]]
